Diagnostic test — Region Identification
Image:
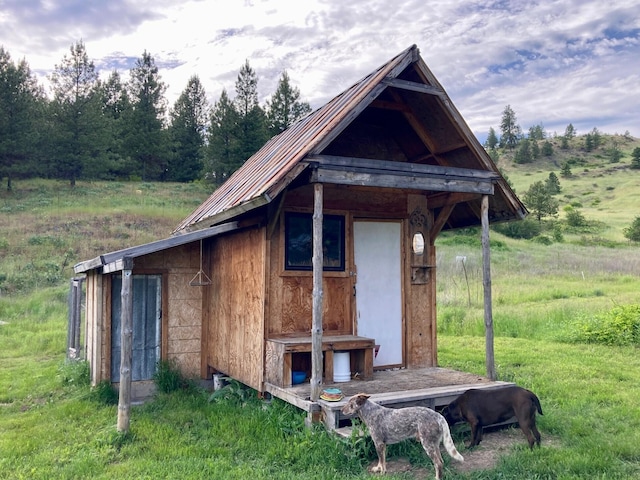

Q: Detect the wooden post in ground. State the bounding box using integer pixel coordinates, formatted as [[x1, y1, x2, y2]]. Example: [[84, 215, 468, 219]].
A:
[[481, 195, 496, 380], [311, 183, 324, 402], [117, 257, 134, 432]]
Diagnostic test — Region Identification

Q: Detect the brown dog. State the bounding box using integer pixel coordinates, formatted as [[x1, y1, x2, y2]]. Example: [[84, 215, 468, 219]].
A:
[[443, 386, 543, 449], [342, 393, 463, 479]]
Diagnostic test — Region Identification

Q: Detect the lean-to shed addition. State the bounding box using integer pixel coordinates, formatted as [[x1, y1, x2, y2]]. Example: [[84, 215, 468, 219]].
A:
[[74, 45, 526, 402]]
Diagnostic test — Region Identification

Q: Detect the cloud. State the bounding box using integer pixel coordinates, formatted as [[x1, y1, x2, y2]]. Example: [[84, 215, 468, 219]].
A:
[[1, 0, 638, 138]]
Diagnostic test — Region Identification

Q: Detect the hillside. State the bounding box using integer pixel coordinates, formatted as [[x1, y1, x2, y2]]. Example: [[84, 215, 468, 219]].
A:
[[493, 132, 640, 243], [0, 133, 638, 297]]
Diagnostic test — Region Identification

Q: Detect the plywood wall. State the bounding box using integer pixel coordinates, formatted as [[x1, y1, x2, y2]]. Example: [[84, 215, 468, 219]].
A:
[[206, 227, 266, 390]]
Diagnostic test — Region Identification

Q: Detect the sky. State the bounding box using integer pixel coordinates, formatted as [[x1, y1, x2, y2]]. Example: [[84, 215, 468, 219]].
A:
[[1, 0, 639, 141]]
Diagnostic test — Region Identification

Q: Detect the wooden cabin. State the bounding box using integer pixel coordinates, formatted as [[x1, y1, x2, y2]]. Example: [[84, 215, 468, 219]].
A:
[[74, 45, 526, 417]]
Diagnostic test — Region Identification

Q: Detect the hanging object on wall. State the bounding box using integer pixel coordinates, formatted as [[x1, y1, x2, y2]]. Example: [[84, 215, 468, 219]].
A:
[[189, 239, 211, 286]]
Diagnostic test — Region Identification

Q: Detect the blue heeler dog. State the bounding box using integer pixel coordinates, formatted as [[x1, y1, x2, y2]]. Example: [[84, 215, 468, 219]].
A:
[[342, 393, 463, 479]]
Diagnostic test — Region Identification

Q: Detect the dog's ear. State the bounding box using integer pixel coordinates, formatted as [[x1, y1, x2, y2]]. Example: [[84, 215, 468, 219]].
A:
[[355, 393, 370, 404]]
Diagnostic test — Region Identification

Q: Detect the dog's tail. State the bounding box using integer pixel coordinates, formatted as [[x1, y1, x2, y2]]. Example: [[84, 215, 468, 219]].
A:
[[439, 416, 464, 462], [532, 393, 543, 415]]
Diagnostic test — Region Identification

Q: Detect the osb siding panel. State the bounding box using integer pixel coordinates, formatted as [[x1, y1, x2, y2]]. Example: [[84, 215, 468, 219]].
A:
[[269, 276, 351, 335], [136, 242, 200, 270], [208, 227, 265, 390], [164, 246, 203, 378]]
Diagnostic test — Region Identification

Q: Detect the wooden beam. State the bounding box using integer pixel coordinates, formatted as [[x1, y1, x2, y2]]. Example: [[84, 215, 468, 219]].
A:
[[117, 256, 134, 433], [382, 78, 444, 96], [310, 168, 495, 195], [306, 154, 499, 180], [481, 196, 496, 381], [430, 204, 455, 245], [311, 184, 324, 401]]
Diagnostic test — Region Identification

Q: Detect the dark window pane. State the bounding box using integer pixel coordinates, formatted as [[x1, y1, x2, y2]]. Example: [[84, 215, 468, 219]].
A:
[[285, 212, 345, 271]]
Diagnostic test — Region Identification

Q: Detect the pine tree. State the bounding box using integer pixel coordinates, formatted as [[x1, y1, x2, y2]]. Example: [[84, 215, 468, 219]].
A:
[[499, 105, 522, 149], [523, 180, 559, 222], [0, 47, 44, 189], [99, 70, 130, 177], [265, 71, 312, 136], [514, 138, 532, 164], [584, 133, 594, 152], [631, 147, 640, 169], [206, 89, 240, 185], [124, 51, 168, 180], [485, 127, 499, 150], [234, 60, 269, 164], [545, 172, 561, 194], [49, 41, 107, 186], [564, 123, 576, 139], [541, 140, 553, 157], [167, 75, 208, 182], [607, 138, 623, 163]]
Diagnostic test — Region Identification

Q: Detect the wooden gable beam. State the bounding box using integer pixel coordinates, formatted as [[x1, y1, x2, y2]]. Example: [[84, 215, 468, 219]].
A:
[[430, 203, 455, 245], [306, 155, 496, 195], [382, 78, 444, 96]]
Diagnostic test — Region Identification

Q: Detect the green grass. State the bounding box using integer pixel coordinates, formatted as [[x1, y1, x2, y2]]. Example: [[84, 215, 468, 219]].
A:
[[1, 174, 640, 478]]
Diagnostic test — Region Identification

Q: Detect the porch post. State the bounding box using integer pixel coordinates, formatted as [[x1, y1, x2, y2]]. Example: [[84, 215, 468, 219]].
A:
[[117, 256, 134, 432], [481, 195, 496, 380], [311, 183, 324, 401]]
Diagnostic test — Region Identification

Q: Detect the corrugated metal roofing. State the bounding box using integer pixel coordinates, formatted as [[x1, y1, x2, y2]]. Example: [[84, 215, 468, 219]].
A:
[[173, 46, 418, 233], [174, 44, 525, 233]]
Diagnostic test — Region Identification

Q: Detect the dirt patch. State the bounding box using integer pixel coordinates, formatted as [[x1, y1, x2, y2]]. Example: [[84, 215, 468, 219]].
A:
[[368, 427, 540, 478]]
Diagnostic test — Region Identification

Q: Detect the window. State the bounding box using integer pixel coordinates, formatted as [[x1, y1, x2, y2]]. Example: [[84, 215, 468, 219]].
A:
[[285, 212, 345, 271]]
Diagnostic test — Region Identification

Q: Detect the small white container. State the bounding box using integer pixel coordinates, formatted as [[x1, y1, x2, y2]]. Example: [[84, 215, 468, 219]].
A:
[[333, 351, 351, 382]]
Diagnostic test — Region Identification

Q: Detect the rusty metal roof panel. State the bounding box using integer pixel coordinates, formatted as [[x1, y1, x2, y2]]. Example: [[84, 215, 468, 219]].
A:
[[173, 45, 418, 233]]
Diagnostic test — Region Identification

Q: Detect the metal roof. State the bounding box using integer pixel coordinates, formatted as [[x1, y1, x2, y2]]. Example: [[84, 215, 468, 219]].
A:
[[174, 44, 525, 233], [73, 222, 238, 274]]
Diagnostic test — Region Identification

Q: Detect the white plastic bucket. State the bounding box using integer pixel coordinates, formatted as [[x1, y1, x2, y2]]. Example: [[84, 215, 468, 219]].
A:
[[333, 351, 351, 382]]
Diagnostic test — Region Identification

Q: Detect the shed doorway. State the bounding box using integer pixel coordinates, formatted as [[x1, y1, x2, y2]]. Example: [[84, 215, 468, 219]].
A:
[[353, 221, 403, 367], [111, 274, 162, 381]]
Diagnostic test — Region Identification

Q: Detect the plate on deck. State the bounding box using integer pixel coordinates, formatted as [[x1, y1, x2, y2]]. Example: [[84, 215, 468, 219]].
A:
[[320, 388, 343, 401]]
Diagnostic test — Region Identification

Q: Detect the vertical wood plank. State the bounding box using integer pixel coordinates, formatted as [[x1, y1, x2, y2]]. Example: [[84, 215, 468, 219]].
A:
[[117, 257, 133, 432], [481, 195, 496, 380], [311, 183, 324, 401]]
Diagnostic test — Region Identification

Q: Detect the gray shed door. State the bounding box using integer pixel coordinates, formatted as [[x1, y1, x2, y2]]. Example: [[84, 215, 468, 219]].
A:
[[111, 274, 162, 381]]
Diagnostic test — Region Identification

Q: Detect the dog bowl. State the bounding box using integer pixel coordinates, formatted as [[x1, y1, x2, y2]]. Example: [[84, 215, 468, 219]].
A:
[[291, 371, 306, 385], [320, 388, 343, 402]]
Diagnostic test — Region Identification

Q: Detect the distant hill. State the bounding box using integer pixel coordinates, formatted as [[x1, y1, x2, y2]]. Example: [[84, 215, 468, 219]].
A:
[[490, 132, 640, 243]]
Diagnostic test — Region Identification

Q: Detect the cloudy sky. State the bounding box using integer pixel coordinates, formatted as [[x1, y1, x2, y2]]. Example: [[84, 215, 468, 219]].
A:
[[1, 0, 639, 141]]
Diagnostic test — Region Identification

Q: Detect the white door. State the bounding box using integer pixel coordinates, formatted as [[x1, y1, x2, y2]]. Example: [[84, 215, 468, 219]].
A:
[[354, 221, 403, 367]]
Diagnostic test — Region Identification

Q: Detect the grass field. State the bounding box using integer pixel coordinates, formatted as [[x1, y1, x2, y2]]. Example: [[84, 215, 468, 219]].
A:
[[1, 153, 639, 479]]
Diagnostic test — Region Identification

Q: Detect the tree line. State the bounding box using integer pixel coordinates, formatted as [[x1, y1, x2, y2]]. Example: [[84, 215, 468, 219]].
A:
[[0, 41, 312, 190], [485, 105, 636, 167]]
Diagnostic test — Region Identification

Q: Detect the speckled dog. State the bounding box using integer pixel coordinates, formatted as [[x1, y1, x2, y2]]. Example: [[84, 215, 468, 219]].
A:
[[341, 393, 463, 479]]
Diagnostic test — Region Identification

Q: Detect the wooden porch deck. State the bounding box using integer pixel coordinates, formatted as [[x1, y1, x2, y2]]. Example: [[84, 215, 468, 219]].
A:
[[263, 367, 514, 434]]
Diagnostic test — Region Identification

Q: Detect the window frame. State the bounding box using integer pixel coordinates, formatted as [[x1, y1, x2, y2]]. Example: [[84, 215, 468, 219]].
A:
[[284, 211, 346, 272]]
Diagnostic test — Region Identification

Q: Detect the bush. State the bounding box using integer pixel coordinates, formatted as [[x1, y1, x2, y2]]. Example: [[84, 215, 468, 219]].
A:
[[569, 304, 640, 346], [623, 216, 640, 242], [492, 218, 541, 239], [565, 208, 587, 227]]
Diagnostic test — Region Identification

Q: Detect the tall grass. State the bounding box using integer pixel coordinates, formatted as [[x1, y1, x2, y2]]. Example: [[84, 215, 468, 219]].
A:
[[1, 178, 640, 478]]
